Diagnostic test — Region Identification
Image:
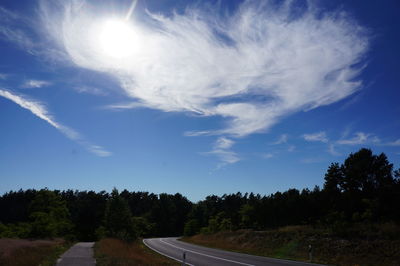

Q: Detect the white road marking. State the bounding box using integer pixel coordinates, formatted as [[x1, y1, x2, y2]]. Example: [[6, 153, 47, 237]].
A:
[[142, 239, 195, 266], [160, 238, 255, 266]]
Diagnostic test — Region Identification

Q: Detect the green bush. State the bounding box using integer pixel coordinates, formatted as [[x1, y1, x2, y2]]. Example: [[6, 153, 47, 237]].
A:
[[184, 219, 199, 236]]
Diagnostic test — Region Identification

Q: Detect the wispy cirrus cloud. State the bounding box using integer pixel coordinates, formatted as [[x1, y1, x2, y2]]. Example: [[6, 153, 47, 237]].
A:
[[271, 134, 288, 145], [303, 131, 329, 143], [328, 144, 341, 156], [379, 139, 400, 147], [0, 7, 37, 54], [206, 137, 239, 166], [386, 139, 400, 146], [104, 101, 147, 110], [22, 79, 51, 88], [0, 89, 111, 157], [86, 144, 112, 157], [215, 137, 235, 150], [301, 157, 325, 164], [1, 1, 370, 165], [337, 132, 379, 145], [74, 86, 108, 96], [262, 153, 274, 159], [38, 0, 368, 140]]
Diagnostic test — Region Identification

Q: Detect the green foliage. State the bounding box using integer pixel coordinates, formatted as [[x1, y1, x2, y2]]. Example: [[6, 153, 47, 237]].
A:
[[219, 218, 233, 231], [64, 190, 108, 241], [341, 148, 394, 194], [239, 204, 255, 228], [132, 216, 155, 237], [30, 212, 57, 238], [199, 226, 211, 234], [104, 188, 136, 241], [324, 211, 349, 237], [324, 162, 343, 194], [184, 219, 200, 236], [274, 240, 299, 259], [0, 222, 11, 237], [95, 226, 107, 240], [0, 222, 32, 238], [207, 217, 219, 233], [201, 212, 234, 234], [29, 189, 72, 238]]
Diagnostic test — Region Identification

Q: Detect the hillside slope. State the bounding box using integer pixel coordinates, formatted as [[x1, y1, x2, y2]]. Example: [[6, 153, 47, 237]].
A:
[[184, 225, 400, 266]]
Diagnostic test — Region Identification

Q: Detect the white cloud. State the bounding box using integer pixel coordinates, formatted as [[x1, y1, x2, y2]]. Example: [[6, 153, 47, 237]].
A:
[[0, 73, 8, 80], [0, 89, 59, 128], [87, 144, 112, 157], [206, 137, 239, 166], [271, 134, 288, 145], [183, 130, 213, 137], [74, 86, 108, 96], [104, 101, 148, 110], [288, 145, 296, 152], [328, 144, 341, 156], [262, 153, 274, 159], [383, 139, 400, 147], [215, 137, 235, 150], [371, 136, 381, 144], [38, 0, 368, 139], [209, 149, 240, 165], [303, 131, 328, 143], [22, 79, 51, 88], [0, 89, 111, 157], [0, 7, 37, 54], [1, 1, 370, 165], [337, 132, 375, 145], [301, 157, 325, 164]]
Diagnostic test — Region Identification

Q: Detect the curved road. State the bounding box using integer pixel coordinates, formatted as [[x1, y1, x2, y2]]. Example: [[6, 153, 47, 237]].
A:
[[143, 237, 323, 266]]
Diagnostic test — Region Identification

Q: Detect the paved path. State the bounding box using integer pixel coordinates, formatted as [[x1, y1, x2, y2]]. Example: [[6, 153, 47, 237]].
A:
[[56, 242, 96, 266], [144, 237, 324, 266]]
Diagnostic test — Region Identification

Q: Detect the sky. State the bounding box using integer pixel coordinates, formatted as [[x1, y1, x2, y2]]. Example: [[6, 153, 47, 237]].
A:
[[0, 0, 399, 202]]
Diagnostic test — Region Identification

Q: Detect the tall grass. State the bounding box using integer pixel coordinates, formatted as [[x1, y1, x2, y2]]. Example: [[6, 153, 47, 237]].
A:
[[95, 238, 178, 265], [0, 241, 69, 266]]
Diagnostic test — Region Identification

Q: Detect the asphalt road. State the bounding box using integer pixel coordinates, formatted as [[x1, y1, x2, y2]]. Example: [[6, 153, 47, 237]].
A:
[[56, 242, 96, 266], [143, 237, 323, 266]]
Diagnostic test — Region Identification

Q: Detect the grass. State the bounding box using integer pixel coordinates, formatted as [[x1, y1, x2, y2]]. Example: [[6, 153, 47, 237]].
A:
[[182, 224, 400, 266], [0, 238, 72, 266], [95, 238, 179, 265], [274, 240, 299, 259]]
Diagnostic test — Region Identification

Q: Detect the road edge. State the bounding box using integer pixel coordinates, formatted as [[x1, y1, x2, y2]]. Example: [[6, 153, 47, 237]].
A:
[[142, 238, 194, 266]]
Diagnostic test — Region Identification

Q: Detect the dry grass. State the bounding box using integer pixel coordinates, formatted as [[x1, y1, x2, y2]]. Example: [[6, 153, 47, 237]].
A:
[[0, 238, 67, 266], [183, 225, 400, 266], [95, 238, 179, 265]]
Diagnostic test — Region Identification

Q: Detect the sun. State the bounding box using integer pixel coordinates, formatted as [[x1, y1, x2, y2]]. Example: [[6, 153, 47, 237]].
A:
[[98, 19, 137, 58]]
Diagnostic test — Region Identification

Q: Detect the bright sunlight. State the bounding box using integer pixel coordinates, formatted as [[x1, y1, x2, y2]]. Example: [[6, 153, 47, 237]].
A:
[[98, 19, 137, 58]]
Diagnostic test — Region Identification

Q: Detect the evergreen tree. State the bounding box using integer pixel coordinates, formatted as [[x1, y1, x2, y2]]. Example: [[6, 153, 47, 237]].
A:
[[29, 189, 71, 238], [104, 188, 136, 241], [324, 162, 343, 194]]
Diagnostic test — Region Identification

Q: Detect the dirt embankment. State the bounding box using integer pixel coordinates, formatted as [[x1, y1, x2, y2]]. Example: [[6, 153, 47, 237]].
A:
[[184, 226, 400, 266]]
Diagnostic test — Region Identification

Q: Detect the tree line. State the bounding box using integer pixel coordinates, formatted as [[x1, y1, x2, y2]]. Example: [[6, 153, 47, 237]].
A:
[[0, 148, 399, 241]]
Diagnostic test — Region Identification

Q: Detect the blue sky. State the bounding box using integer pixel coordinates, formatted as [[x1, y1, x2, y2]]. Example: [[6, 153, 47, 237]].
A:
[[0, 0, 399, 202]]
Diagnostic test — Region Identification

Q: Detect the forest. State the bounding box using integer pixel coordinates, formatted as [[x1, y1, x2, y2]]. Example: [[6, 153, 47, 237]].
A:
[[0, 148, 399, 241]]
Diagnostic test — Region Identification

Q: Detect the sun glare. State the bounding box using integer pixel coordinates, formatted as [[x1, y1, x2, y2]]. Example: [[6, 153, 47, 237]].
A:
[[99, 19, 137, 58]]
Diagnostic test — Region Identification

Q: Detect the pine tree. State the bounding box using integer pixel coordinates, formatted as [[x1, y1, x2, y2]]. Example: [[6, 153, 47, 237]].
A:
[[104, 188, 136, 241]]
